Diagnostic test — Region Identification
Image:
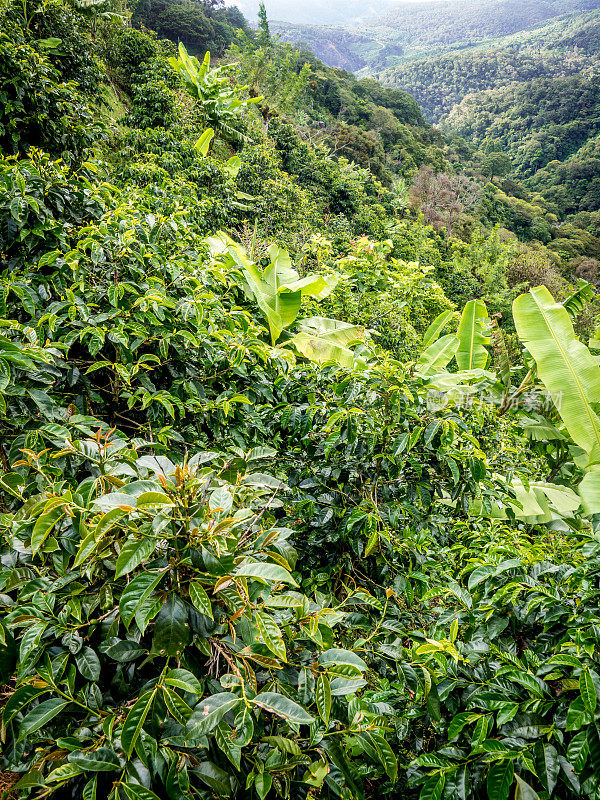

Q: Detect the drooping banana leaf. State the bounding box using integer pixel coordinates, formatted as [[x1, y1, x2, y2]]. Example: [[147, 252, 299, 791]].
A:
[[469, 477, 581, 523], [455, 299, 490, 371], [578, 467, 600, 514], [207, 234, 338, 345], [589, 320, 600, 350], [291, 317, 365, 369], [416, 334, 459, 376], [423, 368, 496, 392], [194, 128, 214, 155], [520, 416, 568, 442], [563, 279, 594, 319], [422, 310, 453, 348], [513, 286, 600, 461]]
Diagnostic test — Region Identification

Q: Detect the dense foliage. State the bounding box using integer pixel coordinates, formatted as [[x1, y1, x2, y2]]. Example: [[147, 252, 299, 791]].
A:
[[2, 3, 600, 800]]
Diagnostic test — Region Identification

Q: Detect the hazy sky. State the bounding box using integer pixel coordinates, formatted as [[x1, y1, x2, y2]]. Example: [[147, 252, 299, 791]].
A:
[[228, 0, 448, 26]]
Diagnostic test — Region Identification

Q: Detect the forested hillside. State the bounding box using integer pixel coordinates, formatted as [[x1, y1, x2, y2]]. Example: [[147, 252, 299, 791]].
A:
[[377, 9, 600, 122], [273, 0, 600, 70], [3, 2, 600, 800]]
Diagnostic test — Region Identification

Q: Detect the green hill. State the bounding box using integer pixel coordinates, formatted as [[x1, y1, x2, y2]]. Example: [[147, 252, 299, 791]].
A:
[[377, 9, 600, 122]]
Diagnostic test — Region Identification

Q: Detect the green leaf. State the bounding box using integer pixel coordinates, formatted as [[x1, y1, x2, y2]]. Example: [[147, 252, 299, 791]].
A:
[[119, 570, 166, 629], [580, 466, 600, 514], [364, 527, 379, 557], [105, 640, 147, 662], [254, 610, 286, 661], [533, 742, 559, 794], [319, 648, 367, 672], [567, 730, 589, 770], [563, 278, 594, 318], [252, 692, 314, 724], [234, 561, 298, 586], [19, 699, 69, 740], [115, 537, 158, 579], [152, 595, 191, 657], [316, 673, 331, 725], [423, 310, 453, 347], [95, 507, 127, 538], [194, 128, 214, 156], [136, 491, 174, 508], [215, 722, 242, 770], [189, 581, 213, 619], [3, 685, 49, 724], [14, 770, 46, 789], [468, 565, 496, 591], [121, 691, 155, 757], [448, 712, 480, 740], [580, 667, 598, 713], [82, 776, 97, 800], [456, 299, 489, 370], [420, 773, 445, 800], [75, 647, 101, 682], [513, 285, 600, 460], [164, 668, 202, 695], [194, 760, 232, 796], [68, 748, 120, 772], [262, 735, 301, 755], [31, 507, 64, 555], [292, 317, 365, 369], [73, 529, 98, 568], [587, 723, 600, 771], [416, 334, 459, 375], [186, 694, 241, 738], [514, 775, 540, 800], [255, 773, 272, 800], [487, 760, 514, 800], [368, 731, 398, 782]]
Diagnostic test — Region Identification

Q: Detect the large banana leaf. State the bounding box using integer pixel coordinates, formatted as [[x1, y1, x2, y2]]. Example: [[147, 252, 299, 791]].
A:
[[455, 300, 490, 370], [579, 467, 600, 514], [208, 234, 338, 345], [291, 317, 365, 369], [422, 310, 453, 348], [194, 128, 214, 155], [468, 478, 581, 523], [416, 334, 459, 376], [513, 286, 600, 460], [563, 279, 594, 319]]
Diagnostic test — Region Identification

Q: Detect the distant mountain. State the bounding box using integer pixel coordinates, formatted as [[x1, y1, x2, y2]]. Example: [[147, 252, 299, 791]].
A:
[[271, 0, 600, 71], [377, 9, 600, 121], [226, 0, 400, 27]]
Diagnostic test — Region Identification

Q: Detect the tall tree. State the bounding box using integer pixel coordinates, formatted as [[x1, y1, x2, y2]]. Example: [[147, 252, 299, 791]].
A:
[[257, 1, 271, 48]]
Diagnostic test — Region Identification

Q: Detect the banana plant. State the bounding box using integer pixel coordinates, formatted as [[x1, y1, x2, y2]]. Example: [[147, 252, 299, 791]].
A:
[[208, 232, 338, 345], [416, 299, 490, 379], [456, 299, 490, 370], [169, 45, 262, 132], [193, 129, 247, 207], [292, 317, 366, 369], [208, 235, 367, 367], [513, 285, 600, 513]]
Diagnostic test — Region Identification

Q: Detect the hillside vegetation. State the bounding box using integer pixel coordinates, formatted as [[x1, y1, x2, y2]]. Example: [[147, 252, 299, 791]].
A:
[[3, 3, 600, 800], [377, 9, 600, 122], [273, 0, 600, 70]]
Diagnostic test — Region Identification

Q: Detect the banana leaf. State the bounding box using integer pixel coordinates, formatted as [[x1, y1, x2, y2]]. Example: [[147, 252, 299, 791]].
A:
[[291, 317, 365, 369], [416, 334, 459, 376], [513, 286, 600, 461], [456, 299, 490, 370]]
